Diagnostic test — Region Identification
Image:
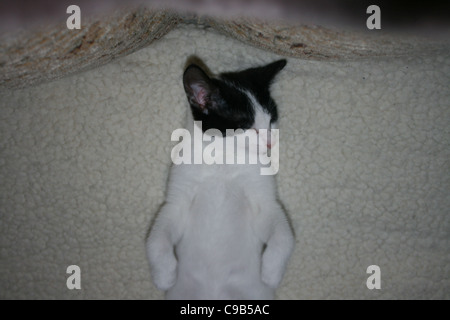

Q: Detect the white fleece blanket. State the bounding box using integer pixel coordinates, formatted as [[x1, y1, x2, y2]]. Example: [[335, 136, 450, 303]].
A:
[[0, 24, 449, 299]]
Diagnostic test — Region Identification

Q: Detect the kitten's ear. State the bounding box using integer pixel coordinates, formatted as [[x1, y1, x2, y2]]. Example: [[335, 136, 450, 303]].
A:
[[183, 65, 215, 112], [260, 59, 287, 85]]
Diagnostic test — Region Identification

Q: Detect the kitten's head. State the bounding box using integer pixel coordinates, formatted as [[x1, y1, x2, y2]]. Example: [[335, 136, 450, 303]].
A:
[[182, 59, 286, 135]]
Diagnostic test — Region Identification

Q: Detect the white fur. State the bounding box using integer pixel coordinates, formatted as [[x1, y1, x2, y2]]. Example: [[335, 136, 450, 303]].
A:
[[146, 97, 294, 300]]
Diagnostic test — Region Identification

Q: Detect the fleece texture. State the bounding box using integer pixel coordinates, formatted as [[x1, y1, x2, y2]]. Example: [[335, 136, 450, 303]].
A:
[[0, 24, 449, 299]]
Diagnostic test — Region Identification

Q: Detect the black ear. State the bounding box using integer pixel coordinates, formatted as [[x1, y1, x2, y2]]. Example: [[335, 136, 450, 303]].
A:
[[259, 59, 287, 85], [183, 65, 215, 112], [221, 59, 287, 89]]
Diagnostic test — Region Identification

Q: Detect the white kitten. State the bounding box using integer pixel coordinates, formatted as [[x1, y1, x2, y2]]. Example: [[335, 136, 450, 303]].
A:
[[147, 59, 294, 299]]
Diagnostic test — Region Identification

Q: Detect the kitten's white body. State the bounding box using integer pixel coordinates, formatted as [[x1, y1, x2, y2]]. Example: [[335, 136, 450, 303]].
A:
[[147, 117, 294, 300]]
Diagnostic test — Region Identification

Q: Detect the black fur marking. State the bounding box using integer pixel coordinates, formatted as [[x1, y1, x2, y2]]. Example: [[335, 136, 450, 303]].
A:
[[183, 59, 286, 134]]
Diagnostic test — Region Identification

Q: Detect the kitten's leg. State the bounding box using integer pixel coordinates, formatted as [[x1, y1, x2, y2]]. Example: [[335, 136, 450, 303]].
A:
[[146, 205, 181, 291], [261, 209, 294, 289]]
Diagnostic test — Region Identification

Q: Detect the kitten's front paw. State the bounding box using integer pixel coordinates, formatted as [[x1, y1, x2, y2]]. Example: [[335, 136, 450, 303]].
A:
[[151, 255, 177, 291], [261, 256, 284, 289]]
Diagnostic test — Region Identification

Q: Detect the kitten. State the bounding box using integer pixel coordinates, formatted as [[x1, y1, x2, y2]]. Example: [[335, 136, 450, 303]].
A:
[[146, 59, 294, 299]]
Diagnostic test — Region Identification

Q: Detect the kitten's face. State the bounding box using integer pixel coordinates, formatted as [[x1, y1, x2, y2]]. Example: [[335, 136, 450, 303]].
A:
[[182, 60, 286, 135]]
